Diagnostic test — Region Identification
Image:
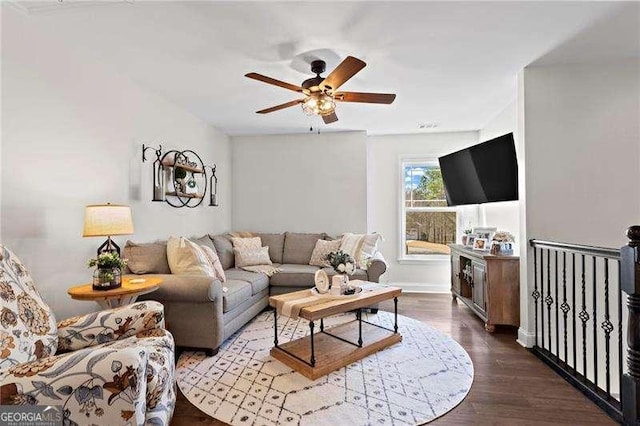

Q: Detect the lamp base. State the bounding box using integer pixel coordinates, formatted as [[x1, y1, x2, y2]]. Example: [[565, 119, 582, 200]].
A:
[[97, 237, 120, 256]]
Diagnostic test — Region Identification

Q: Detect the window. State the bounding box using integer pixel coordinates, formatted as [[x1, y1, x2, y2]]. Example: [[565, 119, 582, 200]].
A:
[[401, 160, 457, 259]]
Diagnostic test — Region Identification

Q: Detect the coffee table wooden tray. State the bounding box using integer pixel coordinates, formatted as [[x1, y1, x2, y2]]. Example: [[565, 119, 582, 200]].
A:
[[269, 284, 402, 380]]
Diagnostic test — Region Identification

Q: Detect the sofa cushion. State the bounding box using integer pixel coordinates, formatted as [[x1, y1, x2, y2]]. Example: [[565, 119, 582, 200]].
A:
[[224, 269, 269, 295], [322, 267, 368, 281], [223, 280, 253, 313], [283, 233, 325, 264], [211, 234, 234, 270], [123, 241, 171, 274], [256, 233, 285, 264], [269, 264, 320, 287], [193, 235, 217, 253]]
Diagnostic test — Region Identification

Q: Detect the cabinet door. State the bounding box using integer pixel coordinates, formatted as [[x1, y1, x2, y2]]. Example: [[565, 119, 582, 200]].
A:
[[472, 261, 486, 313], [451, 253, 461, 294]]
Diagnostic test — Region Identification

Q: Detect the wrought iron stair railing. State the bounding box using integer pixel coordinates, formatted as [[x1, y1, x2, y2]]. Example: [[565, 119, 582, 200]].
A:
[[530, 226, 640, 425]]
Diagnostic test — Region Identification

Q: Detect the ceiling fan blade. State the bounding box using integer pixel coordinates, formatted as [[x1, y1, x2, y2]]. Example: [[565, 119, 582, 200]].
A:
[[256, 99, 303, 114], [322, 112, 339, 124], [335, 91, 396, 104], [245, 72, 303, 92], [320, 56, 366, 91]]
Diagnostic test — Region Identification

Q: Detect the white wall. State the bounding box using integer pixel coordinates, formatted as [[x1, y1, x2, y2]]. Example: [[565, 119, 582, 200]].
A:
[[1, 6, 232, 320], [518, 60, 640, 351], [231, 132, 367, 235], [478, 100, 521, 244], [367, 132, 479, 291], [523, 61, 640, 248]]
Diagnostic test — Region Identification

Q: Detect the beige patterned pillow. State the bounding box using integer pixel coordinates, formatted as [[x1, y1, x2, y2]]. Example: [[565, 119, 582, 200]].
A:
[[234, 246, 272, 267], [309, 239, 342, 267], [231, 237, 261, 250]]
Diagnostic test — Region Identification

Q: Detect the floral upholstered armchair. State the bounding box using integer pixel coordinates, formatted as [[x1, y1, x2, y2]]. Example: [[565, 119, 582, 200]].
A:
[[0, 246, 176, 425]]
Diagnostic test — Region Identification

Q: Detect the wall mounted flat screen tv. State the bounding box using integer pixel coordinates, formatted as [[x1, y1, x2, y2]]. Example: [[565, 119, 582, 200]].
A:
[[438, 133, 518, 206]]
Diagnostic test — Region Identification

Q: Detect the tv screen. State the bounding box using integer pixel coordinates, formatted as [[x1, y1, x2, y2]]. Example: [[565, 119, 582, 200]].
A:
[[438, 133, 518, 206]]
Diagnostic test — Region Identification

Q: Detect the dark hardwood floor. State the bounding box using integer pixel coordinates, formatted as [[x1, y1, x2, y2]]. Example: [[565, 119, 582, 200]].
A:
[[171, 293, 616, 425]]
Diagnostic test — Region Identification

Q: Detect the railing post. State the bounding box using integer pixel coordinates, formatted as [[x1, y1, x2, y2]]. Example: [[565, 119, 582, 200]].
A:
[[621, 225, 640, 425]]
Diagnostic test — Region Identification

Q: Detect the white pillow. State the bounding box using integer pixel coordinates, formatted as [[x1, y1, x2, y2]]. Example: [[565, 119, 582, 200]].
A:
[[234, 246, 272, 267], [359, 234, 382, 269], [339, 233, 364, 260], [200, 245, 226, 283], [309, 239, 342, 267], [166, 236, 216, 276]]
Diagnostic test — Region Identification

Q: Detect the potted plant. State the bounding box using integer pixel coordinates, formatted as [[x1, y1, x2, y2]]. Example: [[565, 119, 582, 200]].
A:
[[324, 250, 356, 293], [88, 252, 128, 291]]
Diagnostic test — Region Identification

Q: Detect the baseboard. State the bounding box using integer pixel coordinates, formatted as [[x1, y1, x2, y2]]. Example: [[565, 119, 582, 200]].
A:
[[517, 327, 536, 348], [389, 282, 450, 294]]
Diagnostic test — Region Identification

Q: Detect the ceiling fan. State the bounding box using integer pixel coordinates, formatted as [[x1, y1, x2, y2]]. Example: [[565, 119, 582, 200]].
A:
[[245, 56, 396, 124]]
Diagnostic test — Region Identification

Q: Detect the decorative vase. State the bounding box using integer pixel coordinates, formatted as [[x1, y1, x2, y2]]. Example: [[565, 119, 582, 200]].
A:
[[331, 274, 349, 294], [462, 235, 468, 245], [93, 267, 122, 291]]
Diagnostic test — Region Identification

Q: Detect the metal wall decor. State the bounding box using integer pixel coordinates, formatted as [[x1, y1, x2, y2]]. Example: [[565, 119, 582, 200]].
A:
[[142, 144, 219, 208]]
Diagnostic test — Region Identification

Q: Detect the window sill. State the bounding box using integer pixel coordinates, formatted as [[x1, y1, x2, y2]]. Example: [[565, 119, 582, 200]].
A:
[[397, 256, 450, 265]]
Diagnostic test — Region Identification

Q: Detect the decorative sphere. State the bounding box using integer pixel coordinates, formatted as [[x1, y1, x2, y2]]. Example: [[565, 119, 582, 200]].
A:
[[626, 226, 640, 242]]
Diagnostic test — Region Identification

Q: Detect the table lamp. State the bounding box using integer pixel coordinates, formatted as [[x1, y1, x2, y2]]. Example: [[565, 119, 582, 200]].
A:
[[82, 203, 134, 256]]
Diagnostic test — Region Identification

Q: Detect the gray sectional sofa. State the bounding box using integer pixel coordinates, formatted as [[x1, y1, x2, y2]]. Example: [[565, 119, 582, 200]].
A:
[[130, 232, 387, 355]]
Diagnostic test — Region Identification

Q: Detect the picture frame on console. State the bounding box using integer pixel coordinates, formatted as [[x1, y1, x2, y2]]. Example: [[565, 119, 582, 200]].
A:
[[466, 234, 477, 248], [473, 227, 497, 242], [473, 238, 489, 251]]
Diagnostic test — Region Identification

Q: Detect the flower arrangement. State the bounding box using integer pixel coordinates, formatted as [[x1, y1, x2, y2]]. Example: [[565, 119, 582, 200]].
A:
[[87, 252, 128, 270], [463, 228, 473, 235], [325, 250, 356, 275], [492, 231, 515, 243]]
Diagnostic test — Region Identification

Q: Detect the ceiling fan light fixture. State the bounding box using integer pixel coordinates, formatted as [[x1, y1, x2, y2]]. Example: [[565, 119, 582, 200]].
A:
[[301, 92, 335, 116]]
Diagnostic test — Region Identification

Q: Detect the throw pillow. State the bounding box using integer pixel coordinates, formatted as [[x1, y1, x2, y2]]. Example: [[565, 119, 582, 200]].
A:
[[359, 233, 383, 269], [166, 236, 216, 276], [200, 245, 226, 283], [234, 246, 272, 268], [339, 233, 365, 261], [231, 237, 262, 250], [309, 239, 342, 267], [123, 241, 171, 274]]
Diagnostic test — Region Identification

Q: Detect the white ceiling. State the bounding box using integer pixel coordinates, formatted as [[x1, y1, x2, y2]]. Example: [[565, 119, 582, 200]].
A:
[[5, 1, 638, 136]]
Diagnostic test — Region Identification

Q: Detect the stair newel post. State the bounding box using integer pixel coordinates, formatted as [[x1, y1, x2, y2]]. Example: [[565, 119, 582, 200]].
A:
[[621, 225, 640, 425]]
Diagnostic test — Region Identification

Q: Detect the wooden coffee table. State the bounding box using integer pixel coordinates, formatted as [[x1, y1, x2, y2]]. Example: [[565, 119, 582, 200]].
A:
[[68, 275, 162, 309], [269, 283, 402, 380]]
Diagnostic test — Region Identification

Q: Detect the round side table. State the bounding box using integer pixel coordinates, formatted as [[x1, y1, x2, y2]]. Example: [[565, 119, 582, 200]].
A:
[[68, 275, 162, 309]]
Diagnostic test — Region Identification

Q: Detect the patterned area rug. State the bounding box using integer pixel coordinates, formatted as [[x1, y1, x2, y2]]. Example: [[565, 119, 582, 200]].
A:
[[176, 311, 473, 425]]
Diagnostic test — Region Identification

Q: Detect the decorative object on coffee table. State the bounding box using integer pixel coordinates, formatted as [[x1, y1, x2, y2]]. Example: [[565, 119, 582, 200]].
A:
[[176, 310, 473, 426], [82, 203, 134, 256], [68, 275, 162, 309], [88, 251, 127, 290], [325, 249, 355, 294], [314, 269, 330, 293]]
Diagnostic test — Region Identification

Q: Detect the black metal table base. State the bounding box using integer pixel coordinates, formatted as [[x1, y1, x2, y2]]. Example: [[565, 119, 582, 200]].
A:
[[272, 296, 399, 369]]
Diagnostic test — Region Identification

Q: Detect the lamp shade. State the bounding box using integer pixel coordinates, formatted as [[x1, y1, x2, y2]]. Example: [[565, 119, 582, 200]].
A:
[[82, 204, 134, 237]]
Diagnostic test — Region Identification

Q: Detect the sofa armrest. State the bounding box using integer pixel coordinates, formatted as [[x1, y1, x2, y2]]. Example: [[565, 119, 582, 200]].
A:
[[366, 251, 387, 283], [143, 274, 222, 303], [1, 346, 149, 425], [57, 301, 165, 352]]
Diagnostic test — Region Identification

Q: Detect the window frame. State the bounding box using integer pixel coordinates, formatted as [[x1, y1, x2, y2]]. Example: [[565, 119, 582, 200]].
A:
[[398, 157, 458, 263]]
